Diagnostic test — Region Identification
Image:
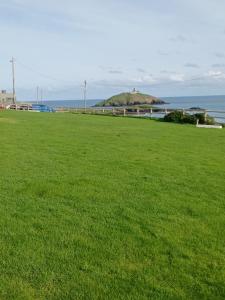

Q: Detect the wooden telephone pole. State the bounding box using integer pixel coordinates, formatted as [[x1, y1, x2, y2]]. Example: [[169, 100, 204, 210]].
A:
[[10, 57, 16, 104], [83, 80, 87, 112], [36, 86, 39, 103]]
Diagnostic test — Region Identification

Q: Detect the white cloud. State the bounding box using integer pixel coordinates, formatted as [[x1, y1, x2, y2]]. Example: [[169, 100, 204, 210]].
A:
[[207, 70, 225, 79]]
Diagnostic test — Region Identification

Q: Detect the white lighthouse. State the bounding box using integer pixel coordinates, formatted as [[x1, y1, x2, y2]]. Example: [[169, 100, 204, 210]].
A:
[[131, 88, 139, 94]]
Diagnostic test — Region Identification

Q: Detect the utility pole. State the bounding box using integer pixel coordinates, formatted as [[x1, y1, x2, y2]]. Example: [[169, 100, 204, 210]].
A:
[[83, 80, 87, 112], [10, 57, 16, 104], [36, 86, 39, 103], [40, 88, 43, 103]]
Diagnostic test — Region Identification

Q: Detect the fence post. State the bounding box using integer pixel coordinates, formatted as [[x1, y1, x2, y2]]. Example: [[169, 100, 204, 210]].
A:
[[123, 109, 126, 116], [204, 111, 207, 123]]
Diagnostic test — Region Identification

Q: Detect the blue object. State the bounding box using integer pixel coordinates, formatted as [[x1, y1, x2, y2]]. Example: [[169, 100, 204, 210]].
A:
[[32, 104, 55, 112]]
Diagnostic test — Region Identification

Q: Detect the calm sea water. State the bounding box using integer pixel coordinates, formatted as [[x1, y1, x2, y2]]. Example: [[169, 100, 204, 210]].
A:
[[40, 95, 225, 110], [161, 95, 225, 110], [37, 95, 225, 122]]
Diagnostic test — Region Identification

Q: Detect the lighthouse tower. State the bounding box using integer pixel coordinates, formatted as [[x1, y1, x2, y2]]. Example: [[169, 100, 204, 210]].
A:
[[131, 88, 139, 94]]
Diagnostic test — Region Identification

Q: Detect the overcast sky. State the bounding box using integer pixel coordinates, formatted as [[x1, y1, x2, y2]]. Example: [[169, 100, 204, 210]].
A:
[[1, 0, 225, 100]]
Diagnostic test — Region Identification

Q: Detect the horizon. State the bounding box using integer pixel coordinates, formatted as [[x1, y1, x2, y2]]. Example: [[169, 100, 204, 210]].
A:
[[23, 94, 225, 102], [1, 0, 225, 100]]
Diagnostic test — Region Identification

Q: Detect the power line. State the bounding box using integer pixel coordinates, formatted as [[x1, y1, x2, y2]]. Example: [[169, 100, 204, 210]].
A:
[[16, 58, 211, 90], [14, 58, 225, 97], [16, 59, 76, 85]]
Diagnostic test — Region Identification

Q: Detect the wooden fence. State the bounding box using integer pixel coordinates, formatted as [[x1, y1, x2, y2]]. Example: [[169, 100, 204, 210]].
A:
[[65, 107, 225, 122]]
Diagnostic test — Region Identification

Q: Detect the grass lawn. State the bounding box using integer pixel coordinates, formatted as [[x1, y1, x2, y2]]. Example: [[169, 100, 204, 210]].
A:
[[0, 110, 225, 299]]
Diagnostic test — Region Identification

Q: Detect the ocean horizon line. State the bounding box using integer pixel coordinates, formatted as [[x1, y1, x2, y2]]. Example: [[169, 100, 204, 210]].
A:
[[21, 94, 225, 102]]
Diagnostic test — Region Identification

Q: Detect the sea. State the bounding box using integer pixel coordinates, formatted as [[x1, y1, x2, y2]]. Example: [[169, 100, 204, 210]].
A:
[[36, 95, 225, 122]]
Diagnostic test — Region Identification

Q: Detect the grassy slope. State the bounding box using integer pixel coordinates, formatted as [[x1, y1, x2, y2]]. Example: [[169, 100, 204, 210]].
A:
[[0, 111, 225, 299]]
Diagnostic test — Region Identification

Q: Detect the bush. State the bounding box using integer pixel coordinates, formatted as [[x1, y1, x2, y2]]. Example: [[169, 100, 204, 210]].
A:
[[182, 114, 197, 124], [194, 113, 215, 125], [164, 111, 185, 123], [164, 111, 215, 125]]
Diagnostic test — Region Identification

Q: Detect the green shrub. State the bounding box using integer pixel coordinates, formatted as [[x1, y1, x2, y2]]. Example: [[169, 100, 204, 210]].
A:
[[164, 111, 215, 125], [194, 113, 215, 125], [164, 111, 185, 123], [164, 111, 196, 124], [182, 114, 197, 124]]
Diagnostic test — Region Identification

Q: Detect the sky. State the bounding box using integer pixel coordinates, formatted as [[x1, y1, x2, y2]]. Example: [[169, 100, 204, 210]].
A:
[[1, 0, 225, 100]]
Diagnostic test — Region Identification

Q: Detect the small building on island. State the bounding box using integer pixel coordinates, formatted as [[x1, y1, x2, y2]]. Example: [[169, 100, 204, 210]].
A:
[[131, 88, 139, 94]]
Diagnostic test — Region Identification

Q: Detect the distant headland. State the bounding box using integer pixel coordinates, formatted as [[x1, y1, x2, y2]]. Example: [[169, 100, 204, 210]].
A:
[[95, 88, 166, 107]]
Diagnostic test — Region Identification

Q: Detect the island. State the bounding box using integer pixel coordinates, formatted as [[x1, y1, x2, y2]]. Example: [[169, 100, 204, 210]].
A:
[[95, 88, 165, 107]]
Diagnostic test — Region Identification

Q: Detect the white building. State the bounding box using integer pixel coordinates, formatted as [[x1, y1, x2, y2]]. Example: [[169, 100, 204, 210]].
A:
[[0, 90, 15, 104], [131, 88, 139, 94]]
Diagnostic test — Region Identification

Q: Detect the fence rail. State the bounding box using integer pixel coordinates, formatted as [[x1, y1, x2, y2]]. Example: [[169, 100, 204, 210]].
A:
[[4, 105, 225, 123], [62, 107, 225, 123]]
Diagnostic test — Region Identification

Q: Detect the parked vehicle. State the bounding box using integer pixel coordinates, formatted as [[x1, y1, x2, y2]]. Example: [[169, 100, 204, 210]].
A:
[[32, 104, 55, 112]]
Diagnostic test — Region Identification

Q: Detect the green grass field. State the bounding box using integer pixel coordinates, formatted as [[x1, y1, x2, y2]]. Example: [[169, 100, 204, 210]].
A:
[[0, 111, 225, 299]]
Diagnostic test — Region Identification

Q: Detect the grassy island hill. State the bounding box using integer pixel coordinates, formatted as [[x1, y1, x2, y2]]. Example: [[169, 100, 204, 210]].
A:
[[95, 90, 165, 107]]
